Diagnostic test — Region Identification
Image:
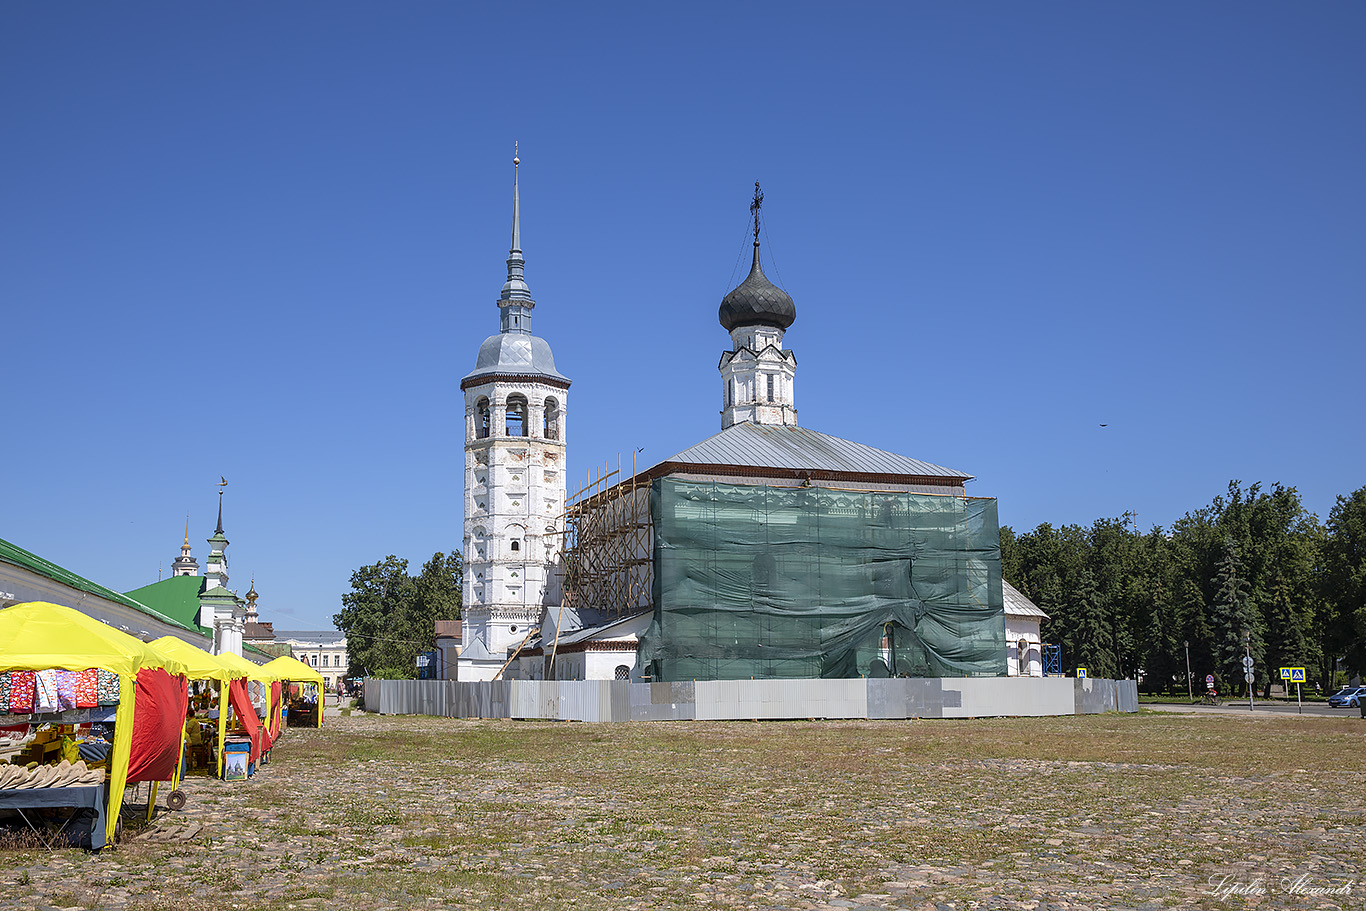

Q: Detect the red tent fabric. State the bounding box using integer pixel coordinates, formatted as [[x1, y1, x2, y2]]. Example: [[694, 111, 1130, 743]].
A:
[[227, 679, 263, 762], [126, 668, 189, 783]]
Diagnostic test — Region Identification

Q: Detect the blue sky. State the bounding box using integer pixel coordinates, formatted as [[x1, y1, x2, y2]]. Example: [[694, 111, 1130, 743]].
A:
[[3, 3, 1362, 630]]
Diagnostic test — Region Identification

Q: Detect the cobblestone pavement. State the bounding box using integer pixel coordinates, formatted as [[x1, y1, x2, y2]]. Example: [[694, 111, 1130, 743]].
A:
[[0, 711, 1362, 911]]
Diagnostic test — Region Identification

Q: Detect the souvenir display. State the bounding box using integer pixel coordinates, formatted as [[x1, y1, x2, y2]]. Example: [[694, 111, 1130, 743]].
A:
[[33, 670, 59, 714], [95, 669, 120, 706], [8, 672, 35, 714], [75, 669, 98, 709]]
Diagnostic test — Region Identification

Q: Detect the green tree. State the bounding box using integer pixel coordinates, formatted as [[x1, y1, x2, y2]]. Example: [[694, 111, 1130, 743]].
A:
[[1069, 568, 1116, 678], [334, 551, 463, 679], [1208, 539, 1261, 695], [1321, 487, 1366, 685], [1138, 530, 1183, 694]]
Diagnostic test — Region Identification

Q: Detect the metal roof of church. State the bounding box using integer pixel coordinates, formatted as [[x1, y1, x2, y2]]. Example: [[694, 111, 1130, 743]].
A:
[[661, 422, 973, 481], [1, 535, 195, 633], [462, 331, 567, 386], [126, 575, 210, 633], [1003, 580, 1049, 619]]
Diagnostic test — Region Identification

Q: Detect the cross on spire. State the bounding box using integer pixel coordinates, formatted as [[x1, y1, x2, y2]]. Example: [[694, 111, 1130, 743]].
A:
[[750, 181, 764, 244]]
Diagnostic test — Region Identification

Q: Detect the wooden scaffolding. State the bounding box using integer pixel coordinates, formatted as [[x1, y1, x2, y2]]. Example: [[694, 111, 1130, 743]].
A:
[[562, 452, 654, 618]]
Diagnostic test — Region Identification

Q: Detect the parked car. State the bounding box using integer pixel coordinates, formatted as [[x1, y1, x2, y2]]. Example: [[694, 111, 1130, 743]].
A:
[[1326, 685, 1366, 708]]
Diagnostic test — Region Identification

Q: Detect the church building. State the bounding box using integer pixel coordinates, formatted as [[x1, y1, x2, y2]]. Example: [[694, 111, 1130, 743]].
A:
[[127, 488, 252, 658], [502, 184, 1007, 682]]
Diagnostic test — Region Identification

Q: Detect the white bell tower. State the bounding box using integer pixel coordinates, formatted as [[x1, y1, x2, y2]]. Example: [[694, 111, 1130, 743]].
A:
[[459, 150, 571, 681]]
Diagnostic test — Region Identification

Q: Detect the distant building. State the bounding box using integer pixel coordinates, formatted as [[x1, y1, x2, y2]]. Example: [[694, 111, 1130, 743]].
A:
[[128, 493, 249, 657], [275, 630, 348, 690], [0, 535, 210, 646], [434, 620, 462, 680]]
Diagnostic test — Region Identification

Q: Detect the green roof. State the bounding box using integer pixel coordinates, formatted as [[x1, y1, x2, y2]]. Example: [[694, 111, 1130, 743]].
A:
[[0, 535, 201, 636], [123, 576, 273, 662], [126, 575, 211, 634]]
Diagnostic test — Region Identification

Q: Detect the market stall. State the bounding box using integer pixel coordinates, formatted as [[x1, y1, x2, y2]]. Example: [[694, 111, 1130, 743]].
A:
[[213, 652, 277, 773], [261, 655, 325, 729], [148, 637, 239, 791], [0, 601, 189, 846]]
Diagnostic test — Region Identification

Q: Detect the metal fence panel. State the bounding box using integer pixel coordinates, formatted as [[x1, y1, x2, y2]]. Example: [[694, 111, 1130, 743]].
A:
[[361, 677, 1135, 721]]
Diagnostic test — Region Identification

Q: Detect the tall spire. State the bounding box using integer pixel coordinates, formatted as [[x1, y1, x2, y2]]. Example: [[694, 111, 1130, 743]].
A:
[[215, 476, 226, 535], [511, 141, 521, 255], [183, 514, 190, 546], [499, 143, 533, 313]]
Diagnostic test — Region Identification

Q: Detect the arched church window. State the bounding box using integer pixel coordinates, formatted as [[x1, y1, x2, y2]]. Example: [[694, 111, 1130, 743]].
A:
[[614, 665, 630, 681], [544, 397, 560, 440], [766, 374, 775, 402], [476, 397, 491, 439], [1017, 639, 1029, 676], [510, 540, 520, 552], [505, 395, 527, 437]]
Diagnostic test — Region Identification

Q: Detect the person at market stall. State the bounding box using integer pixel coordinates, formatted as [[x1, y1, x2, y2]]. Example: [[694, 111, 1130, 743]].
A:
[[182, 705, 204, 769]]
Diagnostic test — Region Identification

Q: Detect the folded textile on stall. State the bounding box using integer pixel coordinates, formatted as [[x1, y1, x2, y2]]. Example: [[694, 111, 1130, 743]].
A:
[[0, 759, 105, 790]]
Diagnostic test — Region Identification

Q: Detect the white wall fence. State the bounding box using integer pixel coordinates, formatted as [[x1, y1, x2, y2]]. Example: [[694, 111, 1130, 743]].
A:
[[363, 676, 1138, 721]]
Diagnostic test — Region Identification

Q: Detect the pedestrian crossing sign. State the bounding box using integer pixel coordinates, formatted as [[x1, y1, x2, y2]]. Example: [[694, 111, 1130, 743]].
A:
[[1076, 667, 1088, 679], [1280, 667, 1306, 683]]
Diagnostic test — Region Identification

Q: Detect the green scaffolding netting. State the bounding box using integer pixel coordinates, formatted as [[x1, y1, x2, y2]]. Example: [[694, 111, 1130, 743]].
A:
[[638, 479, 1006, 681]]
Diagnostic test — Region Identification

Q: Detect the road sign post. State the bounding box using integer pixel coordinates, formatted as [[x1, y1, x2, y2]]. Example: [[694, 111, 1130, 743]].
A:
[[1243, 653, 1255, 711], [1281, 667, 1306, 714]]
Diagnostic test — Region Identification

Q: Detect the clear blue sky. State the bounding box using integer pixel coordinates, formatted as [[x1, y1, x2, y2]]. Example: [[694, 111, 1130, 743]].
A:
[[4, 3, 1362, 630]]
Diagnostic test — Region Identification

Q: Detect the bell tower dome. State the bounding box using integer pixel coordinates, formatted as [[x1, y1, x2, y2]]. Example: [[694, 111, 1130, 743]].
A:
[[458, 148, 571, 681]]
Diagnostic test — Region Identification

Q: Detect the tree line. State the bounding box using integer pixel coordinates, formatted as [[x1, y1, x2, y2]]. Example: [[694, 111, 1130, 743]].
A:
[[1001, 482, 1366, 694], [332, 551, 463, 679]]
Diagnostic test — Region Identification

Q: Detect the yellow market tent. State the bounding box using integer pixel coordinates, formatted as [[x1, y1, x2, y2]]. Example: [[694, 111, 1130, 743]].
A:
[[216, 650, 273, 682], [261, 655, 325, 728], [213, 651, 286, 757], [0, 601, 190, 843], [149, 637, 239, 783]]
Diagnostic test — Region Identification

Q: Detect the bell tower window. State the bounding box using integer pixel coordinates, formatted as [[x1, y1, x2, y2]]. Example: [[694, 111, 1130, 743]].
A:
[[476, 397, 491, 439], [505, 395, 527, 437], [544, 397, 559, 441]]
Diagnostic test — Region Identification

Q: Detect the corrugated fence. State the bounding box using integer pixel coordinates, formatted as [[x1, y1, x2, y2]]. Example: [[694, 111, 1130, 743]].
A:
[[363, 676, 1138, 721]]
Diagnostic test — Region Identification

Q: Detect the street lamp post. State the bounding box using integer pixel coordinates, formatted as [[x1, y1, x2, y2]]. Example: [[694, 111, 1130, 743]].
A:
[[1184, 640, 1192, 702]]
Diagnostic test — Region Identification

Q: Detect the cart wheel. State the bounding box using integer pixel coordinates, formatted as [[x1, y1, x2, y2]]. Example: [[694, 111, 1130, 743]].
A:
[[166, 789, 187, 811]]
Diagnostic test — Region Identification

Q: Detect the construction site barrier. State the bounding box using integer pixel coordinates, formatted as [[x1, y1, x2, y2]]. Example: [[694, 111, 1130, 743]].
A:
[[362, 676, 1138, 721]]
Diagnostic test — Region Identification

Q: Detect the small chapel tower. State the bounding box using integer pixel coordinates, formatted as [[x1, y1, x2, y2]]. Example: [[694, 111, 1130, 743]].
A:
[[459, 150, 571, 681], [201, 480, 245, 656], [171, 516, 199, 576], [718, 183, 798, 429]]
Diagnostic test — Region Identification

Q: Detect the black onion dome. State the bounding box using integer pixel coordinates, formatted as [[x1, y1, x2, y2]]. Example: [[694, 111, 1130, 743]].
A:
[[719, 243, 796, 331]]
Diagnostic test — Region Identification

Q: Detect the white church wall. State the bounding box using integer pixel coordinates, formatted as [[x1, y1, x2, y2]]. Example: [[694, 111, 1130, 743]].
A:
[[1005, 615, 1044, 677]]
